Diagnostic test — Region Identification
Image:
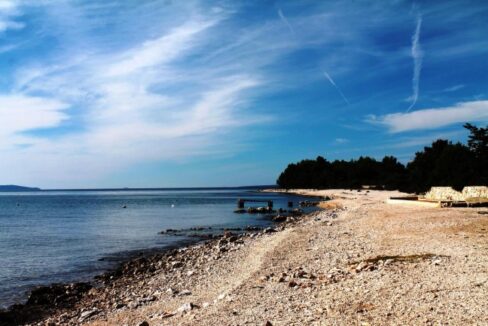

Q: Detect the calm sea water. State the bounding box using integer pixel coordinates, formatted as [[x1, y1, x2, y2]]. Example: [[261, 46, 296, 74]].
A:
[[0, 188, 311, 308]]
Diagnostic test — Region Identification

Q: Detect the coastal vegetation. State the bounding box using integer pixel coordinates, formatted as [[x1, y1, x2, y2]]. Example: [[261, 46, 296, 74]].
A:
[[277, 124, 488, 193]]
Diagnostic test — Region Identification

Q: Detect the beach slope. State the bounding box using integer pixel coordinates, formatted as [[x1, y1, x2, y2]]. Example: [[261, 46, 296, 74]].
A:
[[19, 189, 488, 325]]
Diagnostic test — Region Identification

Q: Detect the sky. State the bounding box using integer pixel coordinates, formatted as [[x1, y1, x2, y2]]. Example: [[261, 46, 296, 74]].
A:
[[0, 0, 487, 189]]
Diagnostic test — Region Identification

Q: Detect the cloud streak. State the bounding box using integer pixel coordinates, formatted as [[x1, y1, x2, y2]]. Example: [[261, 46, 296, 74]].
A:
[[368, 100, 488, 133], [323, 71, 349, 105], [407, 15, 423, 112], [277, 8, 295, 35]]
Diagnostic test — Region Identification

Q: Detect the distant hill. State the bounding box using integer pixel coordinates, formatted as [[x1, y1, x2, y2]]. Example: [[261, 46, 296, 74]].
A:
[[0, 185, 41, 192]]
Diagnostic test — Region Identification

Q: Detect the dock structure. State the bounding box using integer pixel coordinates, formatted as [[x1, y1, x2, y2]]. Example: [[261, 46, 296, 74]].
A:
[[237, 198, 273, 209]]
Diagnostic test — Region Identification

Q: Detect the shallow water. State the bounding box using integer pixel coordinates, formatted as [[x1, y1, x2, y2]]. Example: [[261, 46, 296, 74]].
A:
[[0, 188, 312, 308]]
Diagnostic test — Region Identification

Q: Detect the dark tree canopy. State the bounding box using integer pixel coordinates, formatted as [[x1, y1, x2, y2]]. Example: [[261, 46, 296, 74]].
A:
[[277, 124, 487, 193]]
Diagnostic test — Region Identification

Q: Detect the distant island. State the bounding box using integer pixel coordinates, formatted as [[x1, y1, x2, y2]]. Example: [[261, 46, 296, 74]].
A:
[[0, 185, 41, 192]]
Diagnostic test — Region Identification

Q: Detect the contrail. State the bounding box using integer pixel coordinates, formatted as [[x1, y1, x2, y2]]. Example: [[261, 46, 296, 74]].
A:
[[323, 70, 350, 105], [277, 8, 295, 35], [407, 15, 423, 112]]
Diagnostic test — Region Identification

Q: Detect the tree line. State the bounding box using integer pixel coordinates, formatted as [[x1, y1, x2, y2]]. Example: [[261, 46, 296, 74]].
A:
[[276, 124, 487, 193]]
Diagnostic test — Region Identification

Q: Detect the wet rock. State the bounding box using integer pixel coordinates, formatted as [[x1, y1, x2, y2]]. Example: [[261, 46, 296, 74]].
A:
[[272, 215, 286, 222], [245, 226, 261, 231], [299, 201, 320, 207], [27, 282, 92, 306], [159, 229, 179, 234], [289, 208, 304, 216], [264, 227, 277, 234], [247, 207, 276, 214]]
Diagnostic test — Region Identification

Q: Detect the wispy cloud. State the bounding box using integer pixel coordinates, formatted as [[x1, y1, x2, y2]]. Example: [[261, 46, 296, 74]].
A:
[[406, 15, 423, 112], [323, 71, 349, 105], [277, 8, 295, 35], [104, 20, 216, 77], [334, 138, 349, 144], [0, 3, 274, 186], [0, 94, 68, 145], [368, 100, 488, 133], [443, 84, 465, 92]]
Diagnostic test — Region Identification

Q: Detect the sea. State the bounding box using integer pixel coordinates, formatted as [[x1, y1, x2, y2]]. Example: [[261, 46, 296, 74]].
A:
[[0, 188, 315, 309]]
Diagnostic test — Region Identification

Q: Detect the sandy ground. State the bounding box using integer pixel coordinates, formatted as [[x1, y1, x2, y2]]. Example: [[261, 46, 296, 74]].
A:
[[35, 189, 488, 325]]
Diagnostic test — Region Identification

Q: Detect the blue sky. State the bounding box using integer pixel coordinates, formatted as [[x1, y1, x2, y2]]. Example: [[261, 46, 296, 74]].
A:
[[0, 0, 487, 188]]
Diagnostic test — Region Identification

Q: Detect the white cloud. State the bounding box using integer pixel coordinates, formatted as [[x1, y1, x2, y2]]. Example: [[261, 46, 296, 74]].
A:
[[407, 15, 423, 112], [0, 0, 24, 32], [0, 95, 68, 146], [368, 100, 488, 133], [104, 20, 216, 77]]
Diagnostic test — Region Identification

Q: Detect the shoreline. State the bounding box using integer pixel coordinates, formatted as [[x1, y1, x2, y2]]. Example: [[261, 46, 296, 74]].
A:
[[0, 200, 315, 326], [2, 189, 488, 325]]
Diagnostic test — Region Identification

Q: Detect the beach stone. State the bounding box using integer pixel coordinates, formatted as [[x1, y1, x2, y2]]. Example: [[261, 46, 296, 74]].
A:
[[128, 301, 139, 309], [137, 321, 149, 326], [166, 288, 178, 295], [176, 302, 195, 314], [114, 302, 126, 309], [179, 290, 192, 296], [140, 296, 156, 303], [356, 262, 368, 272], [79, 308, 100, 322], [289, 280, 298, 287]]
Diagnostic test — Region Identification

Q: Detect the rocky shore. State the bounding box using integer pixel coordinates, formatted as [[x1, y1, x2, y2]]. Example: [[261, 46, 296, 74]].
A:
[[0, 203, 310, 326], [2, 189, 488, 325]]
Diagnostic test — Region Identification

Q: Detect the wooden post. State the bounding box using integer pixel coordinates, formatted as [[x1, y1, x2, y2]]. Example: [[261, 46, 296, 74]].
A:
[[237, 199, 245, 208]]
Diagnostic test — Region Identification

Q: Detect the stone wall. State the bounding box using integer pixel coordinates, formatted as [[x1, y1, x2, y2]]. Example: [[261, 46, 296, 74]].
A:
[[424, 186, 488, 201]]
